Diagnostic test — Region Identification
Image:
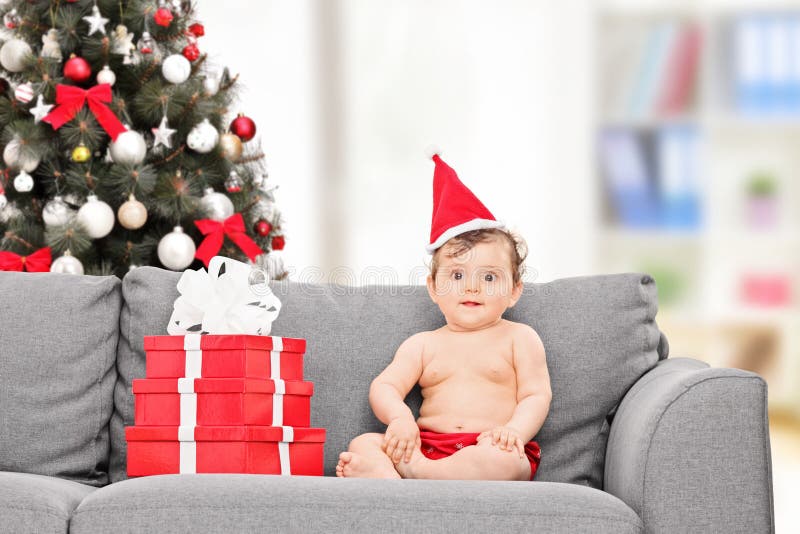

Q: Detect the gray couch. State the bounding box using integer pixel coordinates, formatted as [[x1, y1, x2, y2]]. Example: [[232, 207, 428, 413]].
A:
[[0, 267, 774, 533]]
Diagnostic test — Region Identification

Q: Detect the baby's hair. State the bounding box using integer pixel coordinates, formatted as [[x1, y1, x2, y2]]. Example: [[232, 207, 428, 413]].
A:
[[429, 228, 528, 286]]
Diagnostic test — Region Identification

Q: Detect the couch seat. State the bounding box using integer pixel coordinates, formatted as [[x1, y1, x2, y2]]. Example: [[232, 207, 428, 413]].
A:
[[0, 471, 95, 534], [70, 474, 642, 533]]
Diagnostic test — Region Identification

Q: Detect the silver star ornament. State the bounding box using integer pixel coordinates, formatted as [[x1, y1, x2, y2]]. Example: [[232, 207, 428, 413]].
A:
[[152, 116, 177, 149], [83, 5, 109, 36], [29, 94, 54, 123]]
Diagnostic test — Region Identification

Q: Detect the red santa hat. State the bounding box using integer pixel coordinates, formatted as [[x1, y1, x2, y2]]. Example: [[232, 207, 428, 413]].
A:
[[426, 148, 504, 254]]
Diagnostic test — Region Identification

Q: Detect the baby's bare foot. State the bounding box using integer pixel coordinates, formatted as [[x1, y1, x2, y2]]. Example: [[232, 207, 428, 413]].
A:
[[336, 451, 400, 479]]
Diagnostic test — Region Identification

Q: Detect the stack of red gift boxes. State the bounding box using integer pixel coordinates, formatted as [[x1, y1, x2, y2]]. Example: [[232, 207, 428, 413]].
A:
[[126, 334, 326, 476]]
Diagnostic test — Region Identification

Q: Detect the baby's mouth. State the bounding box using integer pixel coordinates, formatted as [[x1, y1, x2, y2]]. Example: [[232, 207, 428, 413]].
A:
[[460, 301, 482, 307]]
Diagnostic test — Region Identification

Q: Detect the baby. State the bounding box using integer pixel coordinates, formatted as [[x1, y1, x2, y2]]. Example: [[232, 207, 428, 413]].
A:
[[336, 153, 551, 481]]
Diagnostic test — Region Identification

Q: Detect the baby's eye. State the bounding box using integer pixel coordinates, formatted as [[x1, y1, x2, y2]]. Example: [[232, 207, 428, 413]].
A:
[[484, 273, 495, 282], [452, 272, 463, 280]]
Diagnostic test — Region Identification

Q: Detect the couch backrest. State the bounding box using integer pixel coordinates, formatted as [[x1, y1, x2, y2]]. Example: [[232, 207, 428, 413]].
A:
[[111, 267, 667, 488], [0, 271, 121, 487]]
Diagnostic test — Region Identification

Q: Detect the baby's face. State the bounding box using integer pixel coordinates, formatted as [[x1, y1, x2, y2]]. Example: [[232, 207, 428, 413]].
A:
[[426, 239, 523, 332]]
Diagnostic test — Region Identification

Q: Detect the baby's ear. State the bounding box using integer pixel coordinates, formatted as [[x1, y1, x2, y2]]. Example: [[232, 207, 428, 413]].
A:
[[425, 274, 438, 302], [508, 281, 524, 307]]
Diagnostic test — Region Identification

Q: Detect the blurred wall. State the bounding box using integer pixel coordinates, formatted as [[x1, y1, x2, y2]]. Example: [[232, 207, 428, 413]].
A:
[[202, 0, 594, 285]]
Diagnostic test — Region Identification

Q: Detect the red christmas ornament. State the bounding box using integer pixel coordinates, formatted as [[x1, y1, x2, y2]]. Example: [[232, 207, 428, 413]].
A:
[[255, 220, 272, 237], [188, 23, 205, 37], [154, 7, 174, 27], [229, 113, 256, 142], [271, 235, 285, 251], [182, 43, 200, 61], [64, 55, 92, 83]]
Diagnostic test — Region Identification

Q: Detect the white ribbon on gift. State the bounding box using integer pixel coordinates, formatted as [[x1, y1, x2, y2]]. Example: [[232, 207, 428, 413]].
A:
[[270, 336, 283, 379], [178, 426, 196, 474], [272, 378, 286, 426], [166, 256, 282, 336], [279, 425, 293, 475], [184, 333, 203, 378], [177, 377, 198, 474]]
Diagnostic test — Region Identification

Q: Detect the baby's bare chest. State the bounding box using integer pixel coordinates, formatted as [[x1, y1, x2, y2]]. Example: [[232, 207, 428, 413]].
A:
[[419, 342, 516, 388]]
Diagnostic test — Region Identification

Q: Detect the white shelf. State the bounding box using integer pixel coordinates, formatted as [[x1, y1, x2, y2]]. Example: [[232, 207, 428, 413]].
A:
[[594, 3, 800, 414]]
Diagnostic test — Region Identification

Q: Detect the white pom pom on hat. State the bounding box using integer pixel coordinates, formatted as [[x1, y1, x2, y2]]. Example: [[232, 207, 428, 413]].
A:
[[425, 148, 505, 254], [424, 144, 442, 160]]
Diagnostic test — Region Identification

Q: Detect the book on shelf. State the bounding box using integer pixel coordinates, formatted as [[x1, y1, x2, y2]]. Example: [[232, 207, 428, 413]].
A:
[[605, 19, 702, 119], [598, 128, 660, 228], [734, 14, 800, 115], [656, 125, 701, 229], [598, 126, 701, 230]]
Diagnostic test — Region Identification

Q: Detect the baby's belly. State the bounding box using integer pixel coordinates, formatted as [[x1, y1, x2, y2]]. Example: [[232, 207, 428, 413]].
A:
[[416, 380, 518, 433]]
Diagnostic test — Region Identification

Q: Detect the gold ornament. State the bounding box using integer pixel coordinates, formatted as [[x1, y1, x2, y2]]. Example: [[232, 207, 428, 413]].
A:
[[117, 194, 148, 230], [219, 132, 243, 162], [72, 143, 91, 163]]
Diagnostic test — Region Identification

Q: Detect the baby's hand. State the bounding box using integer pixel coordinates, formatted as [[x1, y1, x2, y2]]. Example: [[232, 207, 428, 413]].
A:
[[477, 426, 525, 458], [382, 416, 420, 464]]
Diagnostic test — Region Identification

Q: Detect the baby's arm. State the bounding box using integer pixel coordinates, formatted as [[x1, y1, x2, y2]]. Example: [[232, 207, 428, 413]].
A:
[[369, 333, 425, 463], [479, 325, 551, 455]]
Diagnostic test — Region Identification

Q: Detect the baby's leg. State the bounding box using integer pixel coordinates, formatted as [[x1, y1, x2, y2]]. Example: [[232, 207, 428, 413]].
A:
[[396, 438, 530, 481], [336, 432, 401, 479]]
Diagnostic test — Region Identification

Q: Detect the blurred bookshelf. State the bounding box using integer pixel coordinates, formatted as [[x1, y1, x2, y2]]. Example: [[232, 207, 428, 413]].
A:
[[594, 1, 800, 415]]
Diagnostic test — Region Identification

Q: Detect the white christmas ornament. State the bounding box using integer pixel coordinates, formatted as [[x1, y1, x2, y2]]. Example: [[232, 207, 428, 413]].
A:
[[13, 171, 33, 192], [261, 251, 286, 282], [77, 194, 115, 238], [14, 82, 34, 103], [43, 195, 74, 227], [96, 65, 116, 86], [167, 255, 282, 335], [41, 29, 62, 61], [158, 226, 196, 271], [0, 201, 21, 223], [117, 194, 147, 229], [29, 94, 54, 123], [151, 115, 176, 149], [50, 250, 84, 275], [83, 4, 109, 36], [187, 119, 219, 153], [199, 187, 234, 221], [110, 129, 147, 165], [162, 54, 191, 84], [4, 138, 41, 172], [111, 24, 135, 56], [203, 70, 220, 96], [0, 38, 32, 72]]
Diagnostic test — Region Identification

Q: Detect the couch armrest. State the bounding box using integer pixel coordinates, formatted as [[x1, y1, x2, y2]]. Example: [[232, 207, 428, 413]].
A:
[[604, 357, 774, 533]]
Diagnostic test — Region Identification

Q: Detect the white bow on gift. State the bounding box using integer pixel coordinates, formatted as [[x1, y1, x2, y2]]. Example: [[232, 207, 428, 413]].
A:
[[167, 256, 282, 335]]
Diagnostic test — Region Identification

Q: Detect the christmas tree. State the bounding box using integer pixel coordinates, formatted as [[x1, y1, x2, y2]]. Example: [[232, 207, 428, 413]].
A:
[[0, 0, 287, 279]]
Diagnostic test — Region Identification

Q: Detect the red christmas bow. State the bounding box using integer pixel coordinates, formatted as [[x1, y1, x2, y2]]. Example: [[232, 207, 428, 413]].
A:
[[194, 213, 264, 267], [42, 84, 127, 141], [0, 247, 52, 272]]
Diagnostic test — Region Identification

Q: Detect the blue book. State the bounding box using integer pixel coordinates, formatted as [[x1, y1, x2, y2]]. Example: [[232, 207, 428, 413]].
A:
[[599, 129, 660, 228], [785, 15, 800, 113], [765, 15, 792, 114], [656, 126, 701, 230], [735, 15, 769, 114]]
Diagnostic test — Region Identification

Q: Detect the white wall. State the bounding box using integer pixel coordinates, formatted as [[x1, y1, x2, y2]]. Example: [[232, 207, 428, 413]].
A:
[[202, 0, 594, 285]]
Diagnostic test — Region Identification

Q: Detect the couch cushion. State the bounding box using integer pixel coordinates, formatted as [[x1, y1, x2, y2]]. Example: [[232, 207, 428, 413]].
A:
[[70, 475, 642, 533], [112, 268, 666, 489], [0, 471, 95, 534], [0, 272, 121, 487]]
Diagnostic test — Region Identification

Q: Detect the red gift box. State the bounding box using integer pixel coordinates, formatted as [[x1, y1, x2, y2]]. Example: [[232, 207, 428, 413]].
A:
[[126, 425, 326, 476], [133, 378, 313, 427], [144, 334, 306, 380]]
